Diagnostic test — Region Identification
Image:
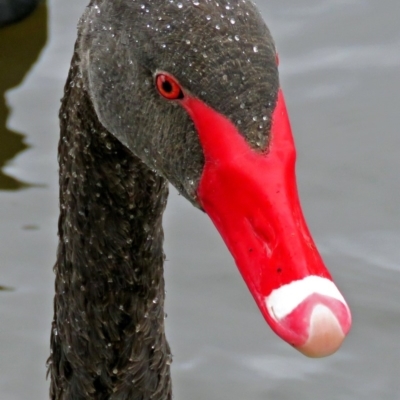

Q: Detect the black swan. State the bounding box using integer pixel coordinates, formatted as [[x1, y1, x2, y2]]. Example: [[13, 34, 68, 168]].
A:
[[0, 0, 41, 27], [48, 1, 352, 398]]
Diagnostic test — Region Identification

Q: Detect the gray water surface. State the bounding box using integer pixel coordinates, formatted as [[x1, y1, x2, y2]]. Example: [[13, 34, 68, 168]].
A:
[[1, 1, 399, 399]]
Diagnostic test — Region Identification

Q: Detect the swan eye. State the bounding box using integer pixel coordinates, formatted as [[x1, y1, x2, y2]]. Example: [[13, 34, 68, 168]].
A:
[[155, 74, 184, 100]]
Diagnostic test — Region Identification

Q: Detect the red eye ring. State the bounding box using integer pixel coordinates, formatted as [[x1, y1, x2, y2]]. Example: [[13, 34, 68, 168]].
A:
[[155, 73, 184, 100]]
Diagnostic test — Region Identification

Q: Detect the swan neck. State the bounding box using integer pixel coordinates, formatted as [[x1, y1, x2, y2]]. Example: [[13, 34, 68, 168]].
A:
[[48, 51, 172, 400]]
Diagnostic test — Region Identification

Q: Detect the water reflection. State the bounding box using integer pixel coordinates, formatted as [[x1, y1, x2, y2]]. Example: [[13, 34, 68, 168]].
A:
[[0, 285, 14, 291], [0, 0, 40, 27], [0, 2, 47, 190]]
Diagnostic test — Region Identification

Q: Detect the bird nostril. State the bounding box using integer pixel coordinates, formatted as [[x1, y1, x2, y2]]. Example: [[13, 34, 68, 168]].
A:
[[245, 217, 275, 259]]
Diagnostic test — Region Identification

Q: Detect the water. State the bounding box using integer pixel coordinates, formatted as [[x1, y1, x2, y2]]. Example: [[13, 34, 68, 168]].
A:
[[1, 0, 400, 399]]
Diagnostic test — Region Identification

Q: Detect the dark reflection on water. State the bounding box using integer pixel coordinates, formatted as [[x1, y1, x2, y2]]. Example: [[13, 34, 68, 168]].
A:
[[0, 2, 47, 190], [0, 285, 14, 291], [22, 224, 40, 230]]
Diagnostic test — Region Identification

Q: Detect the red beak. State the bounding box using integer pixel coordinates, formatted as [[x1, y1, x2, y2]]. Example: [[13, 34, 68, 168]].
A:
[[181, 89, 351, 358]]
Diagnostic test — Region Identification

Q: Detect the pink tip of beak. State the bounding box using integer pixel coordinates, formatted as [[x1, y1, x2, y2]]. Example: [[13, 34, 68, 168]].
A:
[[265, 276, 352, 358], [296, 304, 346, 357]]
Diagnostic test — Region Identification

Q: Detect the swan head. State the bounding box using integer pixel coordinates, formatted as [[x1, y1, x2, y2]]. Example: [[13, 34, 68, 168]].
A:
[[76, 0, 351, 357]]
